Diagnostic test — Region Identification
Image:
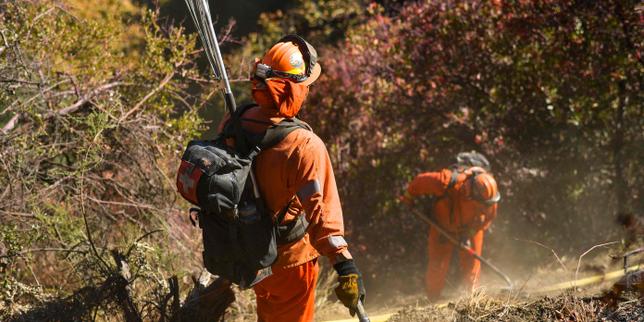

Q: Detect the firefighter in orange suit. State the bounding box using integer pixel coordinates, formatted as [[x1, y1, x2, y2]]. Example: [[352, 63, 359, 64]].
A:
[[403, 155, 499, 300], [221, 35, 364, 322]]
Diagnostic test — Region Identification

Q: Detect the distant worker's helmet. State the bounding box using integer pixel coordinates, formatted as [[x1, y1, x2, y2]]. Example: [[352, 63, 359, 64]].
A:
[[469, 170, 500, 205], [255, 34, 321, 86]]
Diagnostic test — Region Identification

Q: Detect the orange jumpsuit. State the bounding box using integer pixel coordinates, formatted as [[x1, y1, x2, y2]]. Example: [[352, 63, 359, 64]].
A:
[[227, 106, 352, 322], [407, 169, 497, 300]]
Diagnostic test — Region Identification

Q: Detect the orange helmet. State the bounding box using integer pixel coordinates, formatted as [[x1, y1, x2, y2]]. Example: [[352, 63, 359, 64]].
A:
[[255, 34, 321, 86], [468, 170, 500, 205]]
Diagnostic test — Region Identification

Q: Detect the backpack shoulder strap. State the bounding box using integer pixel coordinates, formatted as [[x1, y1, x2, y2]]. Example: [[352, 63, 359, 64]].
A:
[[219, 103, 268, 156], [261, 118, 311, 227], [221, 103, 259, 137], [445, 167, 485, 195], [260, 117, 312, 149], [446, 168, 460, 191], [223, 104, 312, 153], [276, 197, 295, 225], [434, 168, 460, 199], [443, 168, 463, 226]]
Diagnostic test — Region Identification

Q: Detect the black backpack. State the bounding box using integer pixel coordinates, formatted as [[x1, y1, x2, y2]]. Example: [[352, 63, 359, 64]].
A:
[[452, 151, 491, 172], [176, 104, 310, 288]]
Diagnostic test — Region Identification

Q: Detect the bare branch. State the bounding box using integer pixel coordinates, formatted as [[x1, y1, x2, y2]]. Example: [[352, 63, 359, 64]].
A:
[[5, 79, 71, 113], [50, 81, 123, 118], [0, 210, 35, 218], [118, 72, 174, 123], [85, 196, 160, 212], [0, 247, 87, 259], [574, 241, 619, 284], [217, 19, 241, 45], [79, 147, 112, 275], [1, 113, 21, 134], [514, 238, 568, 273], [125, 229, 164, 258], [1, 81, 122, 135], [0, 78, 41, 85]]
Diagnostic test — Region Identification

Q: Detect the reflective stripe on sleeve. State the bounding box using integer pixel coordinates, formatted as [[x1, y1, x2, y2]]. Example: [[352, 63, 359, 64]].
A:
[[296, 179, 321, 200], [328, 235, 347, 249]]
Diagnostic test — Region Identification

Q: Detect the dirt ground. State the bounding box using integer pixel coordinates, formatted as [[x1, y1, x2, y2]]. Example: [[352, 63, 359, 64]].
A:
[[386, 294, 643, 322], [317, 292, 643, 322], [317, 252, 644, 322]]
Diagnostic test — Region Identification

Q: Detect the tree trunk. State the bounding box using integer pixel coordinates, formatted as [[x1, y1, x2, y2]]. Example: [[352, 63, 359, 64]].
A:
[[612, 80, 628, 216]]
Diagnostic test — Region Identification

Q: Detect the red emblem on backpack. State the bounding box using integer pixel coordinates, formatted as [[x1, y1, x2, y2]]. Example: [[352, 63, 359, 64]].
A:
[[176, 160, 203, 205]]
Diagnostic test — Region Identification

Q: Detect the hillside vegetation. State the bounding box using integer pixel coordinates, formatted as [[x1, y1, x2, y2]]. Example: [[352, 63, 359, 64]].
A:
[[1, 0, 642, 321]]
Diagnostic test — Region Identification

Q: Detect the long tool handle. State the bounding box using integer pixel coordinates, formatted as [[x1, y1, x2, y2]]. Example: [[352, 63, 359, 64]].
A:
[[184, 0, 237, 113], [184, 0, 262, 198], [410, 208, 513, 289], [356, 299, 370, 322], [200, 0, 236, 113]]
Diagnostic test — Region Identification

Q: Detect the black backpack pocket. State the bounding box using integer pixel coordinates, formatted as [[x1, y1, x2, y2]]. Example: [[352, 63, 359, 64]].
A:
[[200, 195, 278, 288], [237, 199, 278, 269], [200, 213, 236, 280]]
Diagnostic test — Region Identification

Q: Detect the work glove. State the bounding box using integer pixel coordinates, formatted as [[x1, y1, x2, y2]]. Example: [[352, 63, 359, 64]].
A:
[[461, 226, 477, 241], [334, 260, 366, 317], [398, 191, 414, 206]]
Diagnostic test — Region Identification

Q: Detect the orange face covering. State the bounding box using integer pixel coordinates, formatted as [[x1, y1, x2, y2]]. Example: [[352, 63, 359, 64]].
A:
[[252, 78, 309, 118]]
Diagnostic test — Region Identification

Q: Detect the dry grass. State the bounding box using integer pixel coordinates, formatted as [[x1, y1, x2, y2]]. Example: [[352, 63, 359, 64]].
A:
[[387, 289, 643, 322]]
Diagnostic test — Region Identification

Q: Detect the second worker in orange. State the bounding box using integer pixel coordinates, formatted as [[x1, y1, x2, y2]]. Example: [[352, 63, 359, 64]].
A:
[[402, 153, 500, 300]]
